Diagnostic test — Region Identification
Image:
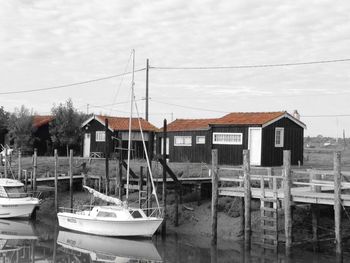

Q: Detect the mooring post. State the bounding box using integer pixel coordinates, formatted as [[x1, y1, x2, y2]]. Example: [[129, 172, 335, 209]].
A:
[[139, 166, 143, 208], [334, 151, 342, 257], [146, 168, 152, 215], [175, 188, 179, 227], [69, 149, 73, 210], [33, 149, 37, 192], [24, 170, 28, 192], [243, 149, 251, 249], [211, 149, 219, 246], [162, 119, 167, 237], [310, 169, 321, 250], [105, 118, 109, 195], [283, 150, 292, 253], [54, 149, 58, 213], [4, 151, 7, 178], [18, 149, 22, 180]]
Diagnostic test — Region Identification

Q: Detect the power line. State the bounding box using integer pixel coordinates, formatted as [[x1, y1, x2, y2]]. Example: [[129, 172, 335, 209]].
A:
[[150, 58, 350, 70], [152, 99, 229, 113], [301, 114, 350, 118], [0, 68, 146, 95]]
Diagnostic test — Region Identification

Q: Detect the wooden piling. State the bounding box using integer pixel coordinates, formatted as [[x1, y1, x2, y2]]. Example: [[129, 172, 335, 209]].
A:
[[24, 170, 28, 192], [283, 150, 292, 251], [69, 149, 73, 210], [18, 149, 22, 180], [105, 118, 109, 195], [139, 166, 143, 208], [334, 151, 342, 256], [162, 119, 167, 237], [174, 189, 179, 227], [211, 149, 218, 245], [147, 169, 152, 215], [54, 149, 58, 213], [243, 149, 251, 249], [33, 149, 37, 192], [4, 151, 7, 178]]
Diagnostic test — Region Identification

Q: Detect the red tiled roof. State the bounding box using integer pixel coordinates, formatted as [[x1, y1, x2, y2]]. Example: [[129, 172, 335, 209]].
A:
[[165, 112, 294, 131], [215, 111, 286, 125], [166, 118, 218, 132], [33, 115, 54, 128], [95, 115, 158, 132]]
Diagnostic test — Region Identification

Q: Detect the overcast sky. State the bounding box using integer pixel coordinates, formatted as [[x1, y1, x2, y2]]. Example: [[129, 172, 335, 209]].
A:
[[1, 0, 350, 137]]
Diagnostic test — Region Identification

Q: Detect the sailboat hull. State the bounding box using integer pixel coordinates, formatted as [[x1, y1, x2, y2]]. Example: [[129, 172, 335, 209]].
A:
[[57, 212, 163, 237]]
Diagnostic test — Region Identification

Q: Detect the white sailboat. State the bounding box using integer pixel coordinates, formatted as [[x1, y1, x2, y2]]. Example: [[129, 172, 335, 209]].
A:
[[57, 50, 163, 237]]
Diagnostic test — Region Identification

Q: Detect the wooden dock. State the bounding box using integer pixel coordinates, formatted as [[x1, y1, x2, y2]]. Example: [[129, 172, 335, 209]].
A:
[[211, 149, 348, 259]]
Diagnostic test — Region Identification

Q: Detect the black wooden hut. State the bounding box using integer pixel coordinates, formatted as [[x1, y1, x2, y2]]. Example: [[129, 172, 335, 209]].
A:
[[159, 111, 306, 166], [81, 115, 158, 159], [33, 115, 54, 155]]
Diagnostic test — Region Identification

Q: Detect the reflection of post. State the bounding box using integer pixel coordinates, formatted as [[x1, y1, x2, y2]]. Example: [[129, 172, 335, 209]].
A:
[[243, 150, 251, 249], [174, 189, 179, 227], [54, 149, 58, 213], [334, 151, 342, 257], [31, 239, 35, 263], [211, 149, 218, 246], [52, 225, 58, 263]]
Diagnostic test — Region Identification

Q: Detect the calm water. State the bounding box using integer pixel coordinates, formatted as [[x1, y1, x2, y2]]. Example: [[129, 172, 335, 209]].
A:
[[1, 218, 349, 263]]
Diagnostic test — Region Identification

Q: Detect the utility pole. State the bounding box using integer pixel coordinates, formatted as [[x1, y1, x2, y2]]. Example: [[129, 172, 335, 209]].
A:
[[145, 59, 149, 121]]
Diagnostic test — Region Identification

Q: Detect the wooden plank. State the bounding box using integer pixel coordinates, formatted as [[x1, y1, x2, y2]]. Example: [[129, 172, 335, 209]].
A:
[[121, 160, 138, 179], [284, 150, 292, 250], [157, 158, 182, 190], [211, 149, 218, 246]]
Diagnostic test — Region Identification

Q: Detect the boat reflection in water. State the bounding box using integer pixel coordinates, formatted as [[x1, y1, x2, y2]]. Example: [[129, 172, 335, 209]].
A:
[[57, 230, 163, 262], [0, 219, 38, 262]]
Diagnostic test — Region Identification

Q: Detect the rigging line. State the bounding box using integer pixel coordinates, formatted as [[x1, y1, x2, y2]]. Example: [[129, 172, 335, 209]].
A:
[[109, 52, 133, 115], [89, 99, 145, 108], [150, 58, 350, 70], [0, 68, 146, 95], [151, 99, 229, 113]]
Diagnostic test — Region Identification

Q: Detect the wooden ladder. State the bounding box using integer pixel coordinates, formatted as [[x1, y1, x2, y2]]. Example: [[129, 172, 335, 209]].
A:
[[139, 190, 148, 208], [260, 175, 280, 250]]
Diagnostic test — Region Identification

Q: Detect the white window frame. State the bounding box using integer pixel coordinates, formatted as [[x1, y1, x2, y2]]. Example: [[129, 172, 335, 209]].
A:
[[174, 136, 192, 147], [95, 131, 105, 142], [196, 136, 206, 144], [212, 132, 243, 145], [275, 127, 284, 147]]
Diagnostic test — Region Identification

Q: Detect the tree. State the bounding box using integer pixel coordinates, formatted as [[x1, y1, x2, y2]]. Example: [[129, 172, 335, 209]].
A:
[[0, 107, 10, 145], [50, 99, 86, 156], [7, 106, 35, 151]]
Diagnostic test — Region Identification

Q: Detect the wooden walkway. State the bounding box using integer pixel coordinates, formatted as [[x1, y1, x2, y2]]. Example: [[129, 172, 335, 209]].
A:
[[211, 149, 347, 258]]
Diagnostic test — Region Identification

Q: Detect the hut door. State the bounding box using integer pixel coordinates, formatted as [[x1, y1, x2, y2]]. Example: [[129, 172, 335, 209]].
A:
[[248, 127, 262, 166], [83, 133, 91, 157]]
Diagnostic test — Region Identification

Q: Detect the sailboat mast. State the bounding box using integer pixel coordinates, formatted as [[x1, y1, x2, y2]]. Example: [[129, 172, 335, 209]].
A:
[[126, 49, 135, 202]]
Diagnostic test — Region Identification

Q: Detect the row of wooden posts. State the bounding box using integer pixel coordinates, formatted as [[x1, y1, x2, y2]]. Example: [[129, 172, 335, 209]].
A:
[[211, 149, 344, 258]]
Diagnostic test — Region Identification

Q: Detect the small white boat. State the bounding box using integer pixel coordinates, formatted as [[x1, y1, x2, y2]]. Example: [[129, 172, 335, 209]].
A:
[[58, 186, 163, 237], [0, 179, 40, 218], [57, 230, 162, 262]]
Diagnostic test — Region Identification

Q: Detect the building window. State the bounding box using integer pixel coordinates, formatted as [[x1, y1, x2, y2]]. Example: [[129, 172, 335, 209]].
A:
[[174, 136, 192, 146], [275, 128, 284, 147], [213, 132, 243, 145], [196, 136, 206, 144], [96, 131, 105, 142]]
